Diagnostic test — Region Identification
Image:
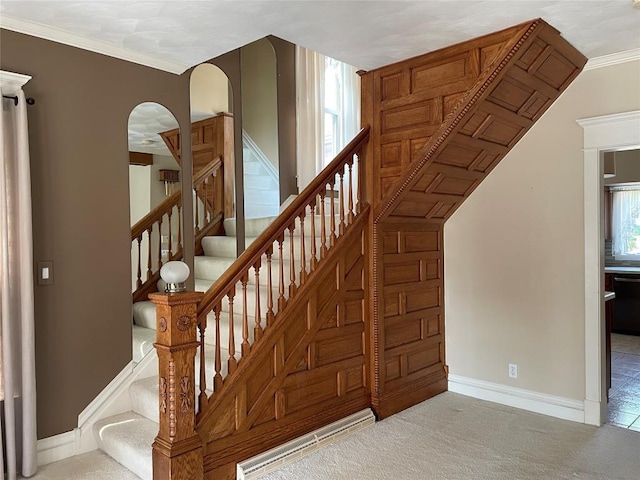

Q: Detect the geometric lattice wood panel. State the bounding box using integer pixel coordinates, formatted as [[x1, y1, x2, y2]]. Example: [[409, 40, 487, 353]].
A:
[[379, 20, 587, 223], [368, 23, 522, 204], [363, 19, 586, 419], [197, 212, 369, 479]]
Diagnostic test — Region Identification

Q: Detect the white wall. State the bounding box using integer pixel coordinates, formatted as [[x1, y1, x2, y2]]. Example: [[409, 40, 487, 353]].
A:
[[129, 165, 151, 224], [445, 59, 640, 402]]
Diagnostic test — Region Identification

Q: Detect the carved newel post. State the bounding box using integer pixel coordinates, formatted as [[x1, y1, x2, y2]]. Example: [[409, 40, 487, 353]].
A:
[[150, 269, 204, 479]]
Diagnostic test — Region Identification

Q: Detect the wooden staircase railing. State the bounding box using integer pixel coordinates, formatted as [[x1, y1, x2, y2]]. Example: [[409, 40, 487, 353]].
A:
[[150, 126, 370, 478], [195, 126, 369, 405], [131, 155, 224, 302], [148, 18, 589, 480]]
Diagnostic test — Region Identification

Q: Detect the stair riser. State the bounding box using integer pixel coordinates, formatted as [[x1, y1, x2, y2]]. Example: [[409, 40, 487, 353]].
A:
[[194, 257, 236, 281]]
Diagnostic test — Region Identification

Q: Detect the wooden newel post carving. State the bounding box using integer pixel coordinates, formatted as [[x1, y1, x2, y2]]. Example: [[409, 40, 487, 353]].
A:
[[149, 291, 205, 480]]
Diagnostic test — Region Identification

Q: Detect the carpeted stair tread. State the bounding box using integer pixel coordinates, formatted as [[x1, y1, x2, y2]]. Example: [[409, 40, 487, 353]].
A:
[[93, 411, 156, 480], [130, 377, 159, 423], [132, 325, 155, 364], [132, 302, 156, 330]]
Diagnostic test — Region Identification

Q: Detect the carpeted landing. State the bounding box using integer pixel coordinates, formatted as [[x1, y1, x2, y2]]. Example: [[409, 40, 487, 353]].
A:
[[22, 392, 640, 479]]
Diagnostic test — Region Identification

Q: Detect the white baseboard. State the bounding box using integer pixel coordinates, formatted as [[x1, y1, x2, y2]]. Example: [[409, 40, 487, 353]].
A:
[[448, 374, 585, 423], [37, 431, 76, 466]]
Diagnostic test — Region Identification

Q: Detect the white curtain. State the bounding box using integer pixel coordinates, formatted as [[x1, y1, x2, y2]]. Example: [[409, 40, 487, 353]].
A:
[[296, 46, 325, 192], [611, 186, 640, 259], [0, 72, 38, 479], [296, 47, 361, 192]]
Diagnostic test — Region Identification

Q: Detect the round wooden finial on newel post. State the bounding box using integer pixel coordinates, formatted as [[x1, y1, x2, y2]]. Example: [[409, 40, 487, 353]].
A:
[[149, 261, 204, 479]]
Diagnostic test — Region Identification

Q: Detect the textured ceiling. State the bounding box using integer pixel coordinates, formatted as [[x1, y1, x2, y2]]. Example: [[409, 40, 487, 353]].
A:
[[128, 104, 212, 155], [1, 1, 639, 73]]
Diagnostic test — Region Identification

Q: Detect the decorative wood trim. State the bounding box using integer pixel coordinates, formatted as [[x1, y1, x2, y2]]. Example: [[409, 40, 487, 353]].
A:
[[150, 291, 205, 480], [129, 151, 153, 166], [196, 209, 370, 478]]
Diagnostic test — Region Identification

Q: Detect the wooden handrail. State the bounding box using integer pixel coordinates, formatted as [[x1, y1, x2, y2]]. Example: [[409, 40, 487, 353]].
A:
[[197, 125, 370, 321], [131, 191, 182, 241], [131, 155, 222, 243], [193, 155, 222, 188], [131, 154, 225, 301]]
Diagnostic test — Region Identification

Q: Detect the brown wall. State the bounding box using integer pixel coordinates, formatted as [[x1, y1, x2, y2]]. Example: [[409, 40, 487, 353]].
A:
[[0, 29, 192, 438]]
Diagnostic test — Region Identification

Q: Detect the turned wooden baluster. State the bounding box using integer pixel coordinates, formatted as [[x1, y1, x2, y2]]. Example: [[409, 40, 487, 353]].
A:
[[289, 225, 297, 297], [266, 245, 275, 326], [241, 275, 250, 357], [167, 209, 173, 258], [177, 204, 183, 253], [227, 287, 237, 374], [253, 259, 263, 341], [146, 229, 153, 280], [136, 235, 143, 289], [320, 190, 327, 258], [198, 316, 207, 411], [213, 305, 223, 392], [156, 217, 163, 270], [310, 200, 318, 271], [202, 179, 209, 228], [356, 151, 362, 215], [277, 235, 286, 311], [329, 182, 337, 247], [299, 212, 307, 284], [339, 169, 345, 235], [194, 188, 201, 235], [348, 159, 355, 224], [149, 291, 204, 480]]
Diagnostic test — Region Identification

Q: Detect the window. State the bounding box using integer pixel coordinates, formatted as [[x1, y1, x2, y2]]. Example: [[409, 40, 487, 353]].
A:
[[611, 185, 640, 260], [296, 47, 360, 190]]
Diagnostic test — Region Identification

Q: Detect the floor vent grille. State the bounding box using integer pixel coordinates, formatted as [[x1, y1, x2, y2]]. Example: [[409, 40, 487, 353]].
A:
[[237, 408, 375, 479]]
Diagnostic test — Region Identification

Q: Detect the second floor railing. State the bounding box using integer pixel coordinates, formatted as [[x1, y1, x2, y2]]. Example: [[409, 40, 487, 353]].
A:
[[131, 155, 224, 302]]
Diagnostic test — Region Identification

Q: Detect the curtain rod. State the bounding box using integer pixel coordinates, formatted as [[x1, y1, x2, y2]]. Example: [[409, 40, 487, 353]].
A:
[[2, 94, 35, 106]]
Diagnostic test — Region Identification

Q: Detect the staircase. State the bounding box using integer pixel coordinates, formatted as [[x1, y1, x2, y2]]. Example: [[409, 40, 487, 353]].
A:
[[88, 19, 586, 480], [243, 131, 280, 219], [104, 210, 334, 479]]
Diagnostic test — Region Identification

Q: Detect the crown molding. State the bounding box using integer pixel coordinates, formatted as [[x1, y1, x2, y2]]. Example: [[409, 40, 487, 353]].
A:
[[584, 48, 640, 71], [0, 14, 189, 75]]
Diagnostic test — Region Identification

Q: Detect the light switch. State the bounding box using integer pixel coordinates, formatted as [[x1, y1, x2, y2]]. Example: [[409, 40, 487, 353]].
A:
[[37, 261, 53, 286]]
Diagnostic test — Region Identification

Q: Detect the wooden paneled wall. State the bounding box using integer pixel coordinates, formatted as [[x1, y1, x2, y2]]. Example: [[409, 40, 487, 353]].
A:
[[161, 112, 235, 218], [197, 210, 370, 479], [361, 19, 587, 418]]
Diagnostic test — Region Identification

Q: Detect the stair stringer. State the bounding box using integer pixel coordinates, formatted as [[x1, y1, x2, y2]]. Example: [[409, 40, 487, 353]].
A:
[[362, 19, 588, 418], [196, 208, 371, 480]]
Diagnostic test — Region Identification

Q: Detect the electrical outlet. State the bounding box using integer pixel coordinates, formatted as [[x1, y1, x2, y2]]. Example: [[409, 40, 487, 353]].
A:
[[508, 363, 518, 379]]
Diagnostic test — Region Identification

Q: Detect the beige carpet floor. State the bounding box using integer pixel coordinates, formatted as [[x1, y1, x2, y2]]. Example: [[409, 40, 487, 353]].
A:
[[262, 392, 640, 480], [21, 392, 640, 479], [19, 451, 140, 480]]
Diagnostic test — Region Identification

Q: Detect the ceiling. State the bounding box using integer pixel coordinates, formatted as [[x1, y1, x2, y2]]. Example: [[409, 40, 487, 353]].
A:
[[1, 1, 639, 75], [2, 1, 638, 156]]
